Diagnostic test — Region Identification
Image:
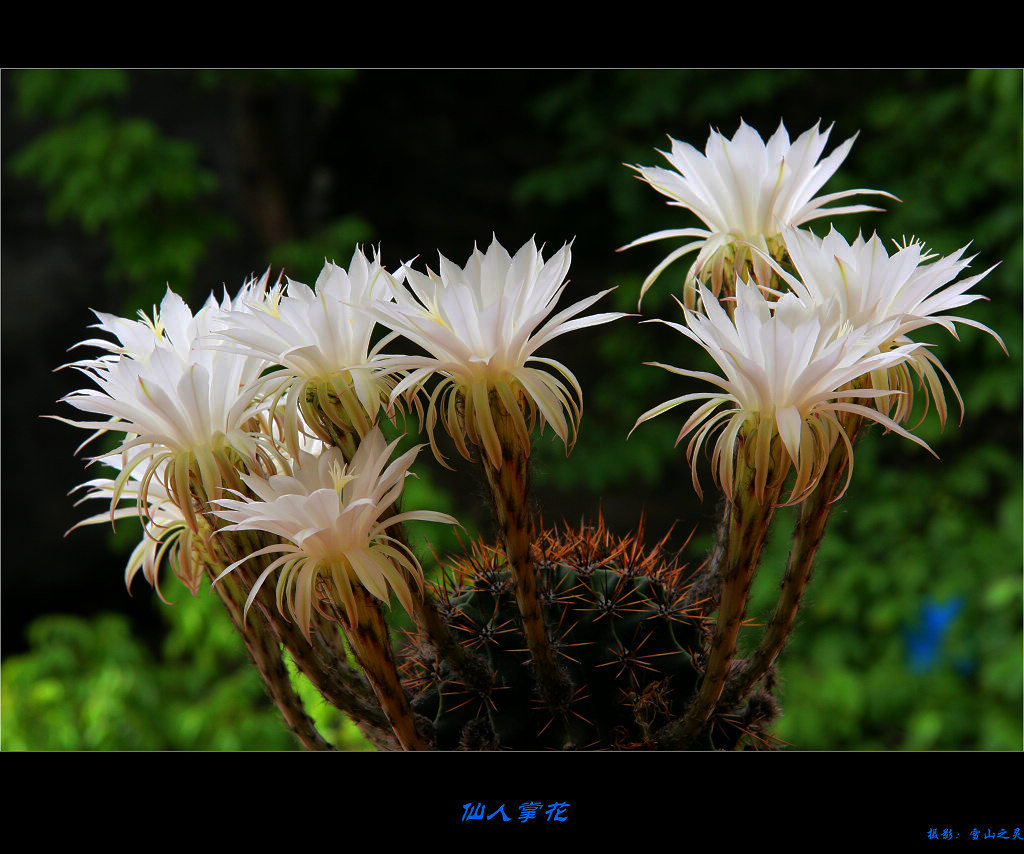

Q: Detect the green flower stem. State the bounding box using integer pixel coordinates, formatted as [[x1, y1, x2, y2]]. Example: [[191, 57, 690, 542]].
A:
[[659, 429, 782, 748], [292, 619, 399, 750], [195, 484, 396, 749], [234, 531, 398, 750], [344, 585, 427, 750], [481, 397, 572, 711], [186, 470, 336, 749], [206, 563, 334, 751], [309, 402, 494, 715], [723, 415, 865, 710]]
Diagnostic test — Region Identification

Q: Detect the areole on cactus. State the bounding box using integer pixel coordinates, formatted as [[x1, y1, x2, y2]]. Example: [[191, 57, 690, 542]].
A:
[[58, 120, 1002, 751]]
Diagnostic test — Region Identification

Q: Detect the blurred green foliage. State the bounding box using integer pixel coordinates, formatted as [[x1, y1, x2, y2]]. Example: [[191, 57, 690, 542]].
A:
[[10, 69, 235, 302], [267, 214, 374, 275], [0, 589, 369, 750], [6, 69, 1020, 750], [196, 68, 359, 108]]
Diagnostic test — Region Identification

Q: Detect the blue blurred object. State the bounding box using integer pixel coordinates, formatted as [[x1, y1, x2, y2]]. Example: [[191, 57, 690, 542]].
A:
[[903, 597, 964, 674]]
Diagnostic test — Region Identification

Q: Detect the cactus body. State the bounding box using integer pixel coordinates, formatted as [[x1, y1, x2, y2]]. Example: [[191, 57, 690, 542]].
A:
[[401, 519, 778, 750]]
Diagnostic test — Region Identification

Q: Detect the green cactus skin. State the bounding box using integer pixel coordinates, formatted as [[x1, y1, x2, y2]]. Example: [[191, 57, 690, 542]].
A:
[[401, 518, 780, 750]]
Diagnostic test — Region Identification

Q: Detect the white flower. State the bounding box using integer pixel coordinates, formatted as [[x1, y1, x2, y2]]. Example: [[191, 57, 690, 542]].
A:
[[68, 454, 198, 600], [58, 284, 273, 531], [624, 120, 894, 306], [211, 427, 458, 640], [773, 226, 1004, 427], [632, 281, 933, 504], [209, 248, 406, 453], [371, 236, 627, 468]]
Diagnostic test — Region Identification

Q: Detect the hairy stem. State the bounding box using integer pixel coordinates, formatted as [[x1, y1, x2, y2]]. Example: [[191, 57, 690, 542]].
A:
[[208, 567, 334, 751], [481, 398, 572, 711], [259, 589, 399, 750], [343, 585, 427, 750], [723, 417, 864, 710], [235, 532, 398, 749], [203, 517, 396, 749], [659, 431, 782, 749]]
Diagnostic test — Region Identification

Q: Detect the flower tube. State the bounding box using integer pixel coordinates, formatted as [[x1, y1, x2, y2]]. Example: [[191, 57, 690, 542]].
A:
[[373, 235, 627, 708], [212, 427, 458, 749], [634, 281, 931, 747]]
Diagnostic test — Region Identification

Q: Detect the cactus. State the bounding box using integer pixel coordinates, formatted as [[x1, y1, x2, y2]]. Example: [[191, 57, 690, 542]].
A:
[[401, 516, 782, 750], [57, 121, 1001, 751], [400, 517, 756, 750]]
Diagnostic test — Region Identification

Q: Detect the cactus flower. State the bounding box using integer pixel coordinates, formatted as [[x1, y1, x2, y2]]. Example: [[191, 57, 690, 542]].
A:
[[632, 281, 933, 504], [373, 236, 627, 469], [57, 284, 273, 532], [209, 249, 408, 454], [773, 226, 1004, 428], [211, 427, 458, 640], [624, 120, 894, 307]]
